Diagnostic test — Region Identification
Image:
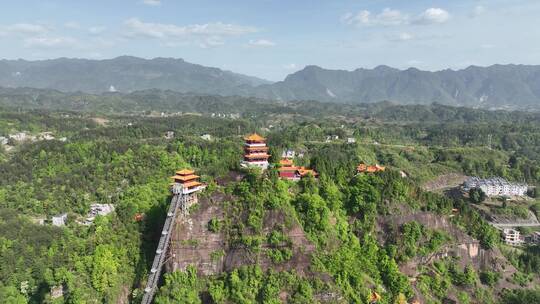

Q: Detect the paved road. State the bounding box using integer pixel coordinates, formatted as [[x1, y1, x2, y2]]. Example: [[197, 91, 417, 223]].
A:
[[491, 222, 540, 228]]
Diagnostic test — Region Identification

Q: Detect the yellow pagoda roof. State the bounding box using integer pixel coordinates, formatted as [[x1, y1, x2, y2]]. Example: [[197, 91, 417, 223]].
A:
[[298, 168, 318, 177], [176, 169, 195, 175], [171, 174, 199, 181], [182, 181, 203, 188], [246, 146, 269, 150], [244, 133, 265, 141], [279, 158, 294, 166], [245, 153, 270, 159]]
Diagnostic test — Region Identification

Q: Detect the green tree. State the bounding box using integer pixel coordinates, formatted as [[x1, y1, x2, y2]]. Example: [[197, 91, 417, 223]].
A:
[[155, 266, 201, 304], [469, 188, 486, 204], [293, 193, 330, 238], [480, 271, 501, 287], [208, 218, 222, 233], [91, 245, 119, 293], [0, 286, 27, 304]]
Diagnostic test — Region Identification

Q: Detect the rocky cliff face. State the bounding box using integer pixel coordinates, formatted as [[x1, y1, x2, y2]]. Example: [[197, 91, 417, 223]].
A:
[[377, 212, 520, 290], [166, 192, 315, 276], [167, 194, 226, 275]]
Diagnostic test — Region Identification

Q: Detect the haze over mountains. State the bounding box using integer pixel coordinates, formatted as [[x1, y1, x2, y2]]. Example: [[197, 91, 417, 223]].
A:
[[0, 56, 270, 96], [1, 56, 540, 110]]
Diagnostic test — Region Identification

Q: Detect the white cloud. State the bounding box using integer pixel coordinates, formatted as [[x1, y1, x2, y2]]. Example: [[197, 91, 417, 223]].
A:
[[343, 7, 451, 27], [23, 36, 78, 48], [342, 8, 407, 26], [341, 11, 371, 26], [397, 32, 413, 41], [0, 23, 48, 36], [64, 22, 81, 29], [124, 18, 258, 39], [247, 39, 275, 47], [89, 26, 106, 35], [199, 36, 225, 48], [414, 8, 450, 24], [283, 63, 298, 70], [376, 8, 408, 26], [471, 5, 486, 17], [142, 0, 161, 6]]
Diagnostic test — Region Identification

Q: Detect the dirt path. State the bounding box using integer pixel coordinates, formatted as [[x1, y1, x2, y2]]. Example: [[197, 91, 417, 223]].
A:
[[422, 173, 468, 192], [91, 117, 109, 126]]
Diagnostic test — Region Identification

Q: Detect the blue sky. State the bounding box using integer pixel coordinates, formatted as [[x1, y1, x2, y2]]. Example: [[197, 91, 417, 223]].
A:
[[1, 0, 539, 80]]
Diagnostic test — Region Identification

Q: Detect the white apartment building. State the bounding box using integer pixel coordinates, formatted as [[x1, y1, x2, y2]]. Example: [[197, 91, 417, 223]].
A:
[[503, 228, 524, 246], [463, 177, 528, 197]]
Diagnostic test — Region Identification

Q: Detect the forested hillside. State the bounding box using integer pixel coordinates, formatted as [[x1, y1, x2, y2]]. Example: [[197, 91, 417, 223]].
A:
[[0, 104, 538, 303]]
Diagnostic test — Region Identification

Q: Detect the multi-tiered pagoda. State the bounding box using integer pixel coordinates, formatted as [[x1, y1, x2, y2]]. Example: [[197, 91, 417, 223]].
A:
[[241, 133, 270, 170], [170, 169, 206, 195]]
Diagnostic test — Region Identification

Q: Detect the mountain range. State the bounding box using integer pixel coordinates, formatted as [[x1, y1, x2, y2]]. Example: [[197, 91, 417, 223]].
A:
[[0, 56, 270, 96], [1, 56, 540, 110]]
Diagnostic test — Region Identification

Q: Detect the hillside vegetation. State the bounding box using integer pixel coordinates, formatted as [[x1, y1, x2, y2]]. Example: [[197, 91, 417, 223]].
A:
[[0, 103, 538, 303]]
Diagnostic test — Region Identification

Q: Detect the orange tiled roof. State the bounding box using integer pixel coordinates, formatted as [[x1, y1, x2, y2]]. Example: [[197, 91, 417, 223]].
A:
[[246, 146, 269, 150], [298, 167, 318, 177], [182, 181, 203, 188], [244, 133, 265, 141], [357, 163, 385, 173], [171, 174, 199, 182], [279, 158, 294, 166], [278, 166, 297, 172], [176, 169, 195, 175], [244, 146, 268, 150], [245, 153, 270, 159]]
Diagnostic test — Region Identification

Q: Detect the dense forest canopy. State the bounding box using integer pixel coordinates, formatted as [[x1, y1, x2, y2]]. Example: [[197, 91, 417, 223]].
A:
[[0, 100, 538, 304]]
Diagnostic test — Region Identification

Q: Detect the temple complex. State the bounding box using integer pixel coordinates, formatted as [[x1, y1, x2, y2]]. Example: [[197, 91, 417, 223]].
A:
[[357, 163, 386, 174], [278, 158, 318, 181], [241, 133, 270, 170]]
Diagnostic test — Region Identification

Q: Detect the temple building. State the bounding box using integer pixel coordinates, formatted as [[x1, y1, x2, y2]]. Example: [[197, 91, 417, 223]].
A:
[[170, 169, 206, 195], [278, 158, 318, 181], [357, 163, 386, 174], [241, 133, 270, 170]]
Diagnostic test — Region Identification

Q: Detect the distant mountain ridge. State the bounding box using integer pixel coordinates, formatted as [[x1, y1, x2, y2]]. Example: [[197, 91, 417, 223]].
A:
[[249, 64, 540, 109], [0, 56, 270, 95], [1, 56, 540, 109]]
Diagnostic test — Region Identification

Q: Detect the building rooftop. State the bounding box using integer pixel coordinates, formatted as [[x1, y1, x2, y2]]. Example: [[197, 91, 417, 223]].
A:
[[463, 176, 527, 189], [245, 145, 269, 150], [176, 169, 195, 175], [357, 163, 386, 173], [298, 167, 318, 177], [171, 174, 199, 181], [244, 133, 265, 141], [244, 153, 270, 159], [279, 158, 294, 166], [182, 181, 203, 188]]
